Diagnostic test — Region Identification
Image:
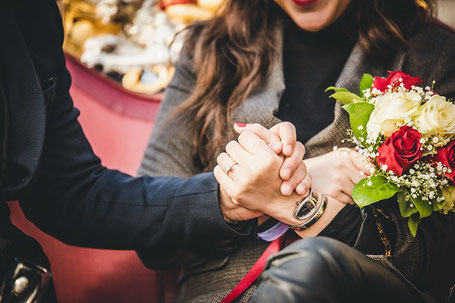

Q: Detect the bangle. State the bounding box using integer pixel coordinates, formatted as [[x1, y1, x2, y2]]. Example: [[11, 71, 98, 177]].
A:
[[288, 193, 327, 231]]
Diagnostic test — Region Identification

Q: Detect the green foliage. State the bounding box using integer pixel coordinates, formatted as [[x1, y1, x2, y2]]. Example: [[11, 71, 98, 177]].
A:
[[328, 92, 363, 105], [342, 103, 375, 143], [408, 213, 421, 237], [359, 73, 374, 97], [325, 86, 349, 93], [411, 195, 433, 219], [353, 176, 400, 208], [397, 190, 418, 218]]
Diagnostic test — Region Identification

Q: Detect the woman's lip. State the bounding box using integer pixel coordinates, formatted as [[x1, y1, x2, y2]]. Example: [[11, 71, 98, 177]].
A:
[[291, 0, 318, 7]]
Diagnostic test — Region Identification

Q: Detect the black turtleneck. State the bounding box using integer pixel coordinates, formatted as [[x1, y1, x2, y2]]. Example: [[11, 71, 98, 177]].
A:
[[276, 14, 357, 144], [276, 14, 362, 247]]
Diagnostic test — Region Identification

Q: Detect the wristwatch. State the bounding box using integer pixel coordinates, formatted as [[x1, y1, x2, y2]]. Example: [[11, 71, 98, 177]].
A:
[[293, 189, 318, 220], [289, 192, 327, 231]]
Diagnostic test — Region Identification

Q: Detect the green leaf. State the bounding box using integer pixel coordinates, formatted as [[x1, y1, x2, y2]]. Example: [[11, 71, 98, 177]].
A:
[[352, 176, 400, 208], [359, 73, 374, 97], [411, 195, 433, 219], [329, 92, 363, 105], [325, 86, 349, 93], [408, 213, 421, 237], [397, 190, 418, 218], [342, 102, 375, 142]]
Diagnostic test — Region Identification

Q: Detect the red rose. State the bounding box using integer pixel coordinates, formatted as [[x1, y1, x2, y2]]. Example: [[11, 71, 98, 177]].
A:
[[376, 126, 423, 176], [373, 71, 423, 92], [430, 141, 455, 183]]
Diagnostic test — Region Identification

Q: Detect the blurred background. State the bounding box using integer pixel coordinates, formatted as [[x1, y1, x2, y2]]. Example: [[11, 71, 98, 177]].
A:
[[7, 1, 455, 303]]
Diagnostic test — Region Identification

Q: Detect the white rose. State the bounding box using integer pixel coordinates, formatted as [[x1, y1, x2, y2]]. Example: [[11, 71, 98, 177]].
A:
[[441, 186, 455, 214], [367, 92, 422, 140], [413, 95, 455, 135]]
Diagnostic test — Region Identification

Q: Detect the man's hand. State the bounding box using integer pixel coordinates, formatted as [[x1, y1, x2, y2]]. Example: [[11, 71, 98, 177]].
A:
[[215, 131, 311, 226], [234, 122, 308, 196], [219, 122, 308, 224]]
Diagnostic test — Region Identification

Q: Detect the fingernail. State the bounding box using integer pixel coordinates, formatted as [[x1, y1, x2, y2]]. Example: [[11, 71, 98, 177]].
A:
[[235, 122, 246, 128], [285, 144, 292, 155], [282, 184, 292, 196], [296, 184, 305, 195], [282, 168, 291, 180]]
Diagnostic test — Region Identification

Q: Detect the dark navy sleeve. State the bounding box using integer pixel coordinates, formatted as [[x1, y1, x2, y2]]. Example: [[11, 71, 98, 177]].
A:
[[19, 68, 256, 251]]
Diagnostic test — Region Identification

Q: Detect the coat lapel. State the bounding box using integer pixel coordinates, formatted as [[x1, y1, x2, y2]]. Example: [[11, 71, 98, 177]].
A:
[[305, 44, 406, 157], [0, 0, 46, 200]]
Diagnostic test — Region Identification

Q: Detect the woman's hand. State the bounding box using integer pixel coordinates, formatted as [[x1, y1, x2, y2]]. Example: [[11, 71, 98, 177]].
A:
[[214, 131, 311, 226], [304, 148, 371, 204]]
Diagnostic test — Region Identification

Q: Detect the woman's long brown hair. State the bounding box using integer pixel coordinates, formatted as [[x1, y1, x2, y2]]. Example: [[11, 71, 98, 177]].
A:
[[172, 0, 436, 171]]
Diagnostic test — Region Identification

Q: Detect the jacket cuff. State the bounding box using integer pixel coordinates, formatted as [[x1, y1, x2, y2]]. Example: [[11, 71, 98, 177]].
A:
[[178, 172, 258, 241]]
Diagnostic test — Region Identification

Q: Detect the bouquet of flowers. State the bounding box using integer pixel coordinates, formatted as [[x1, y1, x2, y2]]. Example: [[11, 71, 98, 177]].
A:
[[327, 71, 455, 236]]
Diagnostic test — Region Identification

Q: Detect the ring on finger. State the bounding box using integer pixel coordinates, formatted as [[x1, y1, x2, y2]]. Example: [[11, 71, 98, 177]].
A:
[[224, 162, 239, 175]]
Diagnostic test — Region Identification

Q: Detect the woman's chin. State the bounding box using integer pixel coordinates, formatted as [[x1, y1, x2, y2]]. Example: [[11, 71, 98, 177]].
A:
[[291, 15, 333, 32]]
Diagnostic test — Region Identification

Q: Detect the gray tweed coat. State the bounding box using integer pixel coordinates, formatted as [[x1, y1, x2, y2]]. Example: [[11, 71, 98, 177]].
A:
[[138, 21, 455, 302]]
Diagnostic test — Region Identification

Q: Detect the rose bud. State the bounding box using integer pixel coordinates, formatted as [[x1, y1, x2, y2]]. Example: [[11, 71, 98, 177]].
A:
[[376, 126, 423, 176], [373, 71, 423, 92]]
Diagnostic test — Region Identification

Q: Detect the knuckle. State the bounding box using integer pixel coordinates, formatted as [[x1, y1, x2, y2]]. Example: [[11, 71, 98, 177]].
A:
[[334, 160, 344, 170], [226, 140, 236, 149], [225, 141, 237, 153], [249, 123, 261, 132], [238, 131, 249, 141]]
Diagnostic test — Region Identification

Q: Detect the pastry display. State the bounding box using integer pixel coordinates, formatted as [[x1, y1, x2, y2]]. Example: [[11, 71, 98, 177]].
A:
[[63, 0, 222, 95]]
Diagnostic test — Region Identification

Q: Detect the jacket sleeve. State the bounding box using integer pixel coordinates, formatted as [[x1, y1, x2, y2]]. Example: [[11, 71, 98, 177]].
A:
[[19, 69, 256, 252]]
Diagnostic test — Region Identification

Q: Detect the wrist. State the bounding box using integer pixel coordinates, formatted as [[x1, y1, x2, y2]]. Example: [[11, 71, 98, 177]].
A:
[[263, 195, 305, 226], [294, 197, 345, 238], [288, 193, 327, 231]]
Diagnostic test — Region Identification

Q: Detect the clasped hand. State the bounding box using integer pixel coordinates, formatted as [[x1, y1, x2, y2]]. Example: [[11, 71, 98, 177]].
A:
[[215, 122, 372, 229], [215, 122, 311, 226]]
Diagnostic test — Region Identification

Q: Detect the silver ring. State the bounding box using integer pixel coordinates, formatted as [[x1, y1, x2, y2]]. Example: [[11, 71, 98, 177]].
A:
[[224, 162, 238, 175]]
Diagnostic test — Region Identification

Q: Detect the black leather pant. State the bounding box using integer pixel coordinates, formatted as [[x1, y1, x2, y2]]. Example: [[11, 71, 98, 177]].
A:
[[250, 237, 436, 303]]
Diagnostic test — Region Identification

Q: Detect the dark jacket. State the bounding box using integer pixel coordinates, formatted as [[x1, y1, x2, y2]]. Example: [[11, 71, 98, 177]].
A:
[[0, 0, 256, 287]]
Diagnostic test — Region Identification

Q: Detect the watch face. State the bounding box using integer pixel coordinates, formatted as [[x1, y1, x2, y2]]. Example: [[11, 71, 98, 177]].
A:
[[296, 199, 316, 220]]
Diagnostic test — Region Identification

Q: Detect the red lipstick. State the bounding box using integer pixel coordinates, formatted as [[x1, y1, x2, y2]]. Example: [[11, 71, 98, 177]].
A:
[[291, 0, 318, 7]]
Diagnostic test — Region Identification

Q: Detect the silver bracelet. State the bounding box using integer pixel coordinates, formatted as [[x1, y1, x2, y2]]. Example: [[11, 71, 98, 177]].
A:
[[288, 193, 327, 231]]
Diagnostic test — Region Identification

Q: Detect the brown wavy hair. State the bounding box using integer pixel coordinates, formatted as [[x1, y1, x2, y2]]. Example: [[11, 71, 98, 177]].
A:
[[173, 0, 436, 171]]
